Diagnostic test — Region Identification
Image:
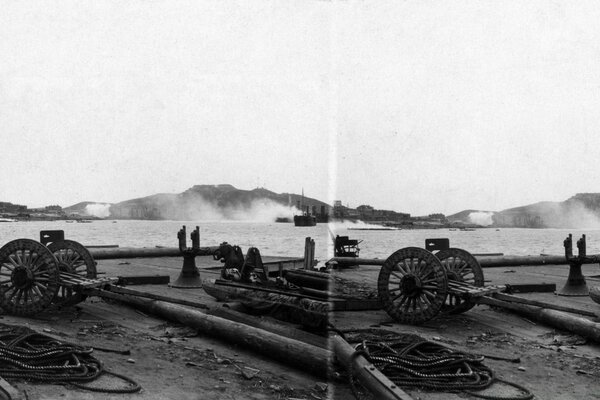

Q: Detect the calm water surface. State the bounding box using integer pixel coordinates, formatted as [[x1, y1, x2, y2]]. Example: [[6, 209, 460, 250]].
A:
[[0, 220, 599, 261]]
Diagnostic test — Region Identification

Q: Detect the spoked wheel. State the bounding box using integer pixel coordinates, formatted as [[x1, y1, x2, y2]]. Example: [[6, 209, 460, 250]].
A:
[[377, 247, 448, 325], [47, 240, 96, 307], [0, 239, 60, 316], [436, 248, 484, 314]]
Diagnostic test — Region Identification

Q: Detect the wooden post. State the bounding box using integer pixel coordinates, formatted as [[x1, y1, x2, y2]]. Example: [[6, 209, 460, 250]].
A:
[[304, 237, 314, 269], [480, 297, 600, 342], [328, 254, 569, 268], [89, 246, 220, 259], [101, 295, 332, 377], [331, 335, 414, 400]]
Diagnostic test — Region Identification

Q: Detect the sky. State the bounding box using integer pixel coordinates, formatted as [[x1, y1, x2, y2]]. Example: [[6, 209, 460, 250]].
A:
[[1, 1, 600, 216]]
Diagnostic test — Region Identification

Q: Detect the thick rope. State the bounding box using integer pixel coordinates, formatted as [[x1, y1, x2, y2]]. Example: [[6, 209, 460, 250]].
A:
[[0, 324, 141, 394], [342, 331, 533, 400]]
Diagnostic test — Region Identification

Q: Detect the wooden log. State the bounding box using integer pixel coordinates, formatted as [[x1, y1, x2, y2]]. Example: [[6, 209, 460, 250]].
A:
[[88, 246, 220, 260], [202, 280, 329, 328], [486, 293, 597, 318], [85, 287, 209, 310], [207, 306, 328, 349], [329, 254, 569, 268], [106, 295, 332, 377], [284, 269, 331, 291], [331, 335, 414, 400], [480, 297, 600, 342], [476, 255, 567, 268], [505, 283, 556, 293], [0, 375, 24, 400], [116, 275, 170, 285]]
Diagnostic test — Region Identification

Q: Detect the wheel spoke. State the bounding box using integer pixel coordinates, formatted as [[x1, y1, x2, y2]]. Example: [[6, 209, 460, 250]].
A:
[[32, 285, 44, 299], [6, 286, 18, 300], [421, 284, 438, 290], [1, 263, 15, 271], [394, 294, 409, 308], [391, 292, 405, 302], [419, 293, 432, 306]]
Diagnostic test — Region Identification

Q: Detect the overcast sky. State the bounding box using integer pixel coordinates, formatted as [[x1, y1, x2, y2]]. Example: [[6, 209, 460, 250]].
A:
[[2, 1, 600, 216]]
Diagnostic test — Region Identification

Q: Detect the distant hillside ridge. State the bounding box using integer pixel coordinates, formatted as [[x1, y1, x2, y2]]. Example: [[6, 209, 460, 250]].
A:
[[108, 184, 330, 221], [492, 193, 600, 228]]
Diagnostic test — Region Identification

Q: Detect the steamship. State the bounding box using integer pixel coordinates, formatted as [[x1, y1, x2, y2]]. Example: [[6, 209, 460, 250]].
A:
[[293, 212, 316, 227], [294, 189, 317, 226]]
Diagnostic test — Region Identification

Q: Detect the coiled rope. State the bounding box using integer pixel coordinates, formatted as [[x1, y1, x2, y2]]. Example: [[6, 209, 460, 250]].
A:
[[0, 325, 140, 393], [343, 330, 533, 400]]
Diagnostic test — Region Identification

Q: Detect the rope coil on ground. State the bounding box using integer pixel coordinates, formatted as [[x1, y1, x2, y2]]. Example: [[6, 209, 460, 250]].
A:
[[0, 324, 140, 394], [342, 330, 533, 400]]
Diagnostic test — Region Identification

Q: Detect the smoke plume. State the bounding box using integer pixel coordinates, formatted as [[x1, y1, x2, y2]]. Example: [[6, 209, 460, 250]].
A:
[[468, 212, 494, 226], [85, 203, 111, 218]]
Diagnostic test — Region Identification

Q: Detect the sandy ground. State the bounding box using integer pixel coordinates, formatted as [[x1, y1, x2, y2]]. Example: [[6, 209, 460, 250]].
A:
[[2, 255, 600, 399], [1, 304, 342, 400]]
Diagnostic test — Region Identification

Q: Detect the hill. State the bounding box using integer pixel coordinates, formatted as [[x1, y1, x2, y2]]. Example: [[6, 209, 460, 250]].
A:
[[107, 185, 330, 221], [492, 194, 600, 228]]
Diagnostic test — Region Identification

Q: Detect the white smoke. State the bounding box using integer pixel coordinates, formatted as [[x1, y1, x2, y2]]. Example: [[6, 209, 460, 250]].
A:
[[468, 211, 494, 226], [329, 219, 394, 230], [551, 201, 600, 229], [85, 203, 111, 218], [225, 200, 299, 222], [167, 194, 301, 223]]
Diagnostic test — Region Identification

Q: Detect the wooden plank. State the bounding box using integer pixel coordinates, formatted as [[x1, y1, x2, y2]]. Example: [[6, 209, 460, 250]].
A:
[[85, 287, 209, 310], [110, 296, 333, 378], [0, 376, 24, 400], [331, 335, 414, 400], [505, 283, 556, 293], [116, 275, 171, 285], [207, 306, 328, 349], [478, 297, 600, 343], [486, 293, 598, 318]]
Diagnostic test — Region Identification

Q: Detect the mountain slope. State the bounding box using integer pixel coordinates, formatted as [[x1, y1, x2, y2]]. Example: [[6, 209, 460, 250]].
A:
[[108, 185, 330, 221]]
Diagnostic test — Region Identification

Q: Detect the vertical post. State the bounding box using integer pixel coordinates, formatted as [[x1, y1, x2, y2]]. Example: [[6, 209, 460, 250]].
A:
[[577, 234, 586, 258], [310, 238, 315, 269], [304, 237, 310, 269], [564, 234, 573, 260], [178, 226, 187, 251], [303, 237, 315, 270], [191, 226, 200, 250]]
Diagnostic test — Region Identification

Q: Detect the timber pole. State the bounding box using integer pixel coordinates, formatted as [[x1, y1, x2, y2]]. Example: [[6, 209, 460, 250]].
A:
[[99, 294, 332, 377], [331, 335, 414, 400], [480, 297, 600, 342], [88, 246, 219, 259], [329, 254, 569, 268]]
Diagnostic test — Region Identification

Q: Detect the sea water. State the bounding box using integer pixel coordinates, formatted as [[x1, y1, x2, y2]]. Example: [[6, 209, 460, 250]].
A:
[[1, 220, 600, 261]]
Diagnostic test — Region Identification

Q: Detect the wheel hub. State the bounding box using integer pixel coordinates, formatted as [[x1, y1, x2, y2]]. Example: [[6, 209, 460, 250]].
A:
[[11, 267, 34, 289], [57, 262, 73, 273], [400, 275, 422, 296], [446, 270, 460, 281]]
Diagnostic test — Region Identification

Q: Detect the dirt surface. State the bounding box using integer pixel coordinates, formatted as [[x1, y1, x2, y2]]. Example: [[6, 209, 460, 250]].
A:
[[1, 302, 343, 400], [328, 264, 600, 400], [3, 254, 600, 399]]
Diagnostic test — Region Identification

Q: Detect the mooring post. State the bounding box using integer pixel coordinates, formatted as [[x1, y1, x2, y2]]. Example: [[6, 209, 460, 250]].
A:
[[170, 225, 203, 289], [557, 234, 589, 296]]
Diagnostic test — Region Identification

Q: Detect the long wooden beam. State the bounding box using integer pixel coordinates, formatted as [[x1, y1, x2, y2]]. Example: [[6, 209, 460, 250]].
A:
[[88, 246, 219, 259], [331, 335, 414, 400], [329, 254, 570, 268], [480, 297, 600, 342], [96, 295, 332, 377], [484, 293, 598, 318]]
